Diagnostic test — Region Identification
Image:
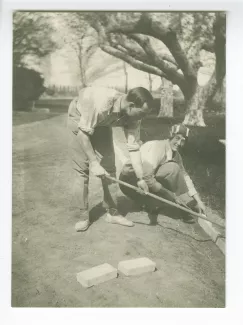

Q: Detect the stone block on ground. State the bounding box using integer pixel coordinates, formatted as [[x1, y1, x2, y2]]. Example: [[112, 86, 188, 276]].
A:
[[216, 237, 225, 255], [198, 218, 221, 242], [118, 257, 156, 276], [76, 263, 117, 288]]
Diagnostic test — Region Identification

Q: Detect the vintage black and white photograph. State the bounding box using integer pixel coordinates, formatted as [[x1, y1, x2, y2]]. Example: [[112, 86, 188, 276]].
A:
[[12, 11, 226, 308]]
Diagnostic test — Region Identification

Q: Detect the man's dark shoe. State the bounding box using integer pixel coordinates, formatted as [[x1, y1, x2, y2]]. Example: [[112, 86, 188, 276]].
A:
[[181, 212, 195, 224], [146, 207, 159, 225]]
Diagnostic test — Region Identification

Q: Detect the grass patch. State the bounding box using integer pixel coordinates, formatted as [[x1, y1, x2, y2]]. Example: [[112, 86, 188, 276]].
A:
[[12, 111, 65, 126], [35, 98, 72, 113], [12, 98, 72, 126]]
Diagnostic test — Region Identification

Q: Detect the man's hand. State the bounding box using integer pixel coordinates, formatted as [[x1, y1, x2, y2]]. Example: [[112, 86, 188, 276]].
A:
[[137, 179, 149, 194], [174, 195, 188, 208], [90, 161, 109, 178]]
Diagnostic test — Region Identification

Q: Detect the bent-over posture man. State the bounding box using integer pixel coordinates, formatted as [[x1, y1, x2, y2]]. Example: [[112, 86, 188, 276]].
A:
[[67, 86, 153, 231], [119, 124, 206, 224]]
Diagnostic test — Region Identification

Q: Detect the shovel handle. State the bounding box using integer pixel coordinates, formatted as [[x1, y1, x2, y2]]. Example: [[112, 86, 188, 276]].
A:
[[105, 175, 225, 229]]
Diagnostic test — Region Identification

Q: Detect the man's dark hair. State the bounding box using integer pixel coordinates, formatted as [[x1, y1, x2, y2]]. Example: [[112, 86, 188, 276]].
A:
[[126, 87, 153, 108]]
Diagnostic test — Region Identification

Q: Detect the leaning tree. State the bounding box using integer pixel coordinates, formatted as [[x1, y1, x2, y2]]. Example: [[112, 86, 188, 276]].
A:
[[85, 12, 225, 126], [56, 13, 98, 88]]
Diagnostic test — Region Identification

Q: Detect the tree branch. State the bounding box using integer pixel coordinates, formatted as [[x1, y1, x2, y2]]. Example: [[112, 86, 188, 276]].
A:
[[100, 43, 166, 77], [130, 34, 187, 94], [110, 35, 152, 66], [161, 53, 179, 67], [105, 13, 197, 86], [130, 34, 179, 68], [83, 43, 97, 66], [201, 40, 215, 53], [92, 19, 166, 77]]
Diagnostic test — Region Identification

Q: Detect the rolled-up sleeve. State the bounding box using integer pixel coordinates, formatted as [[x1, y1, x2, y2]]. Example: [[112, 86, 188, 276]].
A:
[[184, 175, 197, 197], [77, 90, 98, 136], [142, 142, 163, 190], [176, 153, 197, 197], [124, 120, 141, 152]]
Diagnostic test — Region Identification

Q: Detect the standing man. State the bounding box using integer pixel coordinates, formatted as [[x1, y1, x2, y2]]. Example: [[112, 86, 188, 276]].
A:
[[67, 86, 153, 232], [119, 124, 206, 224]]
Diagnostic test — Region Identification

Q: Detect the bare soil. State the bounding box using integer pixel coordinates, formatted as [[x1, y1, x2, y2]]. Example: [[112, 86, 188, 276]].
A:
[[12, 114, 225, 307]]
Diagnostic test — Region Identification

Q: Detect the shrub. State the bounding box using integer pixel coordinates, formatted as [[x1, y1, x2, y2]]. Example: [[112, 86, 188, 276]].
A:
[[13, 66, 46, 110]]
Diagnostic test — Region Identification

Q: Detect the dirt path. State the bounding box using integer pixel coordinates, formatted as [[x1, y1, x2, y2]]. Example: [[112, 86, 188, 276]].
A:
[[12, 115, 225, 307]]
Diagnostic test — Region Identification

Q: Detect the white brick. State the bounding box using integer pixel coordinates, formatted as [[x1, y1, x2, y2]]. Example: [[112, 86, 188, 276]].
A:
[[118, 257, 156, 276], [216, 237, 225, 255], [77, 263, 117, 288], [198, 218, 221, 242]]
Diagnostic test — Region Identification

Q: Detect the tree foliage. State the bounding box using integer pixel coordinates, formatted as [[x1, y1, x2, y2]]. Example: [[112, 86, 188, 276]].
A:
[[13, 12, 58, 110], [13, 11, 58, 67]]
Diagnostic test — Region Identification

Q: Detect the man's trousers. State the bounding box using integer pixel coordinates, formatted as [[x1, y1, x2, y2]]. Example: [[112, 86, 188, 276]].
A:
[[68, 118, 120, 220]]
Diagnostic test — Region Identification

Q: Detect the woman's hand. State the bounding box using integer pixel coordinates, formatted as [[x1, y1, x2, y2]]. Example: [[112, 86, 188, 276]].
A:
[[137, 179, 149, 194], [196, 200, 206, 215]]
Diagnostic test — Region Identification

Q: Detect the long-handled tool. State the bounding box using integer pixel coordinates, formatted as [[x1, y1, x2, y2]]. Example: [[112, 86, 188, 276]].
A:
[[105, 175, 225, 229]]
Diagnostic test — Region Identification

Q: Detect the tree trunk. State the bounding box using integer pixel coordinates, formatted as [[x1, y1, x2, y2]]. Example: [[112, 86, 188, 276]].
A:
[[31, 100, 37, 112], [148, 74, 153, 92], [211, 77, 225, 111], [158, 78, 173, 117], [183, 88, 206, 127], [183, 70, 218, 127], [80, 63, 87, 88], [123, 62, 128, 93], [78, 53, 87, 88]]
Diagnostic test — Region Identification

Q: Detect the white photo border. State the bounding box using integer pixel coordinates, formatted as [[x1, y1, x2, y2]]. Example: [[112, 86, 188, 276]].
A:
[[1, 0, 243, 324]]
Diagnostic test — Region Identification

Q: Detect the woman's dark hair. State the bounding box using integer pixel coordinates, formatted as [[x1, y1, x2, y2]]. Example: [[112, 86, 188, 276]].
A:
[[126, 87, 153, 108]]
